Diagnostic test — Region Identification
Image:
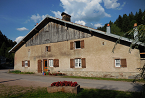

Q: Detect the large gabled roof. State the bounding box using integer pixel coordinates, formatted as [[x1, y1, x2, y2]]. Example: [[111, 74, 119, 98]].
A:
[[9, 15, 145, 53]]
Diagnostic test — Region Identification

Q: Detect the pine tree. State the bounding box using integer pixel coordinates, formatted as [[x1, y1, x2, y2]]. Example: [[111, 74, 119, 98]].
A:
[[0, 42, 6, 57], [122, 14, 131, 32], [111, 24, 123, 36], [114, 15, 123, 30], [129, 12, 134, 21]]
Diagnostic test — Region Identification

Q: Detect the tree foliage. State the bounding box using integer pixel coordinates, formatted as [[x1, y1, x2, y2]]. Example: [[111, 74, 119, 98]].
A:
[[0, 30, 16, 65], [97, 9, 145, 40]]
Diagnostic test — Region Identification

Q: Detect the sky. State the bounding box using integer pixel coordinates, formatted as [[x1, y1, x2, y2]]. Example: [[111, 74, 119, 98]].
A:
[[0, 0, 145, 43]]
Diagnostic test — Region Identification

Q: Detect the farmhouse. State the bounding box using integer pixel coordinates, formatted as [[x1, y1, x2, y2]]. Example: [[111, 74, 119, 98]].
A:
[[9, 12, 145, 79]]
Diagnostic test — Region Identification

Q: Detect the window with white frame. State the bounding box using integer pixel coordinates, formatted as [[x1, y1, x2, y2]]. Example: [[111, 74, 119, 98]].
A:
[[25, 61, 28, 67], [49, 59, 53, 67], [115, 59, 121, 67], [75, 59, 81, 68]]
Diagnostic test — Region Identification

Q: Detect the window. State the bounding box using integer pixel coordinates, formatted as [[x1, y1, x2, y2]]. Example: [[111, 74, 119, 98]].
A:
[[75, 41, 81, 49], [115, 59, 127, 67], [115, 59, 120, 67], [46, 46, 48, 51], [46, 46, 51, 52], [70, 58, 86, 68], [48, 59, 59, 67], [49, 59, 53, 67], [75, 59, 81, 68], [22, 60, 30, 67], [70, 40, 84, 50], [25, 61, 28, 67]]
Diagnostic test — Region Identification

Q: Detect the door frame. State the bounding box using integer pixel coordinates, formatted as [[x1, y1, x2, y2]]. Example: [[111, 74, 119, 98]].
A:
[[43, 59, 48, 72]]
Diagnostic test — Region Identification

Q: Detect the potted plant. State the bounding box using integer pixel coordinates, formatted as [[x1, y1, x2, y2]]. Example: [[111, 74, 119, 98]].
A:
[[43, 71, 46, 75]]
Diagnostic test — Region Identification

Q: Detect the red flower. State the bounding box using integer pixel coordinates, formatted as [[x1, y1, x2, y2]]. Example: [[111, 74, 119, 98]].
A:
[[51, 81, 78, 87]]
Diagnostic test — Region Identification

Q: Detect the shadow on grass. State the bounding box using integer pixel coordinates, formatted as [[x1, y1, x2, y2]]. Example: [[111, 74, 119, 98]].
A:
[[0, 78, 21, 83], [76, 88, 140, 98]]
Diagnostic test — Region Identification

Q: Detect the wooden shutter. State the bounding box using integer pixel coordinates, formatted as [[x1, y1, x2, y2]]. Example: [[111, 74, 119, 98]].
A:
[[82, 58, 86, 68], [54, 59, 59, 67], [121, 59, 127, 67], [28, 61, 30, 67], [70, 59, 74, 68], [38, 60, 42, 73], [22, 61, 25, 67], [70, 42, 74, 50], [81, 40, 84, 49], [48, 46, 51, 52]]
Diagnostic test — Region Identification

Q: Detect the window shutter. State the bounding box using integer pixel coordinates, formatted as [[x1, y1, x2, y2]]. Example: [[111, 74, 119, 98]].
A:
[[121, 59, 127, 67], [48, 46, 51, 52], [70, 42, 74, 50], [22, 61, 25, 67], [53, 59, 59, 67], [82, 58, 86, 68], [70, 59, 74, 68], [28, 61, 30, 67], [81, 40, 84, 49]]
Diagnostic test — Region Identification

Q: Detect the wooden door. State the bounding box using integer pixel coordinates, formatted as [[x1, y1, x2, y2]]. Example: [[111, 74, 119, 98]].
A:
[[38, 60, 42, 73], [43, 59, 48, 72]]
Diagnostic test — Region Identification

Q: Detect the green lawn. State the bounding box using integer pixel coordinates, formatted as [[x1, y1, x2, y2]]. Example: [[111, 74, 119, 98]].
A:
[[0, 84, 142, 98], [62, 76, 145, 83], [9, 70, 35, 74]]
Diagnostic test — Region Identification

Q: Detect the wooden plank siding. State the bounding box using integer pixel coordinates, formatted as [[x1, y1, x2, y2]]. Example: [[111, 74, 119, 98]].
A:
[[26, 21, 92, 47]]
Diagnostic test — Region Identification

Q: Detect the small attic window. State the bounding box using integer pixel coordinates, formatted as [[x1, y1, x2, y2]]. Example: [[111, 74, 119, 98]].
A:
[[75, 41, 81, 49]]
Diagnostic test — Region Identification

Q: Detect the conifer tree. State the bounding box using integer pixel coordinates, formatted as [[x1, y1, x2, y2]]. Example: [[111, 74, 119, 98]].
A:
[[114, 15, 123, 30]]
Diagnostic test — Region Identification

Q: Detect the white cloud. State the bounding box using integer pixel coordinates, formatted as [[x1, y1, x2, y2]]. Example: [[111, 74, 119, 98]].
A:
[[94, 23, 103, 28], [75, 20, 86, 25], [42, 15, 47, 20], [103, 0, 120, 9], [30, 14, 47, 23], [15, 36, 24, 43], [51, 11, 62, 19], [52, 0, 111, 23], [31, 14, 41, 23], [117, 2, 126, 10], [16, 27, 28, 31]]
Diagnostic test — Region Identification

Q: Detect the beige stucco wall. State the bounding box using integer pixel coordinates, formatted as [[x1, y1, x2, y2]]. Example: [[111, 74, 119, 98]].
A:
[[14, 36, 141, 78]]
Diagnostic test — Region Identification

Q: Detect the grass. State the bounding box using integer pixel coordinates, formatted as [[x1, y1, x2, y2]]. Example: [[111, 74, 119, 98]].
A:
[[9, 70, 35, 74], [0, 84, 142, 98], [62, 76, 145, 83]]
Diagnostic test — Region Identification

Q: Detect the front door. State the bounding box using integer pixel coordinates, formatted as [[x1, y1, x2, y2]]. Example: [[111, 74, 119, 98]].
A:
[[38, 60, 42, 73], [43, 59, 48, 72]]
